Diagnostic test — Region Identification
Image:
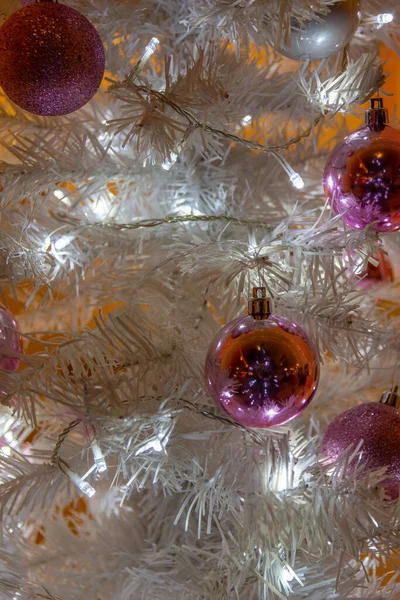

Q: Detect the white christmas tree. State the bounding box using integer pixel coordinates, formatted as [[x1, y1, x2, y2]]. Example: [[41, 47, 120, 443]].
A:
[[0, 0, 399, 599]]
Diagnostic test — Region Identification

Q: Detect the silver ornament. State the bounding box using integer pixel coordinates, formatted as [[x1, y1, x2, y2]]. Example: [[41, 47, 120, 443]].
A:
[[275, 0, 360, 61]]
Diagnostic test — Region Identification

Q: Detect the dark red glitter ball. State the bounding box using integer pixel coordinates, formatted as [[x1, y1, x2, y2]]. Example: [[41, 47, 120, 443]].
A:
[[0, 2, 105, 116]]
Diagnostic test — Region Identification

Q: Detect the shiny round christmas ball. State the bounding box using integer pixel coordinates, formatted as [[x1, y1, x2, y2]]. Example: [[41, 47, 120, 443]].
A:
[[356, 251, 394, 288], [324, 118, 400, 232], [321, 402, 400, 499], [0, 306, 22, 371], [205, 314, 319, 428], [0, 2, 105, 116], [275, 0, 360, 62]]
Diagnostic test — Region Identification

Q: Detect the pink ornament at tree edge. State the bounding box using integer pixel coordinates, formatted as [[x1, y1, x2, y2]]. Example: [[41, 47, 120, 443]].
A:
[[356, 251, 394, 288], [321, 400, 400, 500], [205, 290, 320, 428], [324, 98, 400, 232], [0, 306, 22, 371], [345, 250, 394, 288]]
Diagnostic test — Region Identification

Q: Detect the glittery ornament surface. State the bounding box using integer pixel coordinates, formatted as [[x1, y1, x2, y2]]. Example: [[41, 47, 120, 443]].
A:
[[205, 314, 319, 428], [275, 0, 359, 61], [322, 402, 400, 499], [0, 2, 105, 116], [0, 306, 22, 371], [324, 123, 400, 232]]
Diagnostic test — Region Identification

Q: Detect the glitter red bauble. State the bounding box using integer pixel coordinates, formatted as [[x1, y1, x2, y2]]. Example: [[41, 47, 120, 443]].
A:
[[204, 314, 320, 428], [324, 122, 400, 232], [321, 402, 400, 499], [0, 2, 105, 116]]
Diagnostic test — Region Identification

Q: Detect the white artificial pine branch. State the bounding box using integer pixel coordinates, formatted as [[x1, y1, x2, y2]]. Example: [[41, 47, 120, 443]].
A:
[[0, 0, 398, 597], [108, 47, 384, 167]]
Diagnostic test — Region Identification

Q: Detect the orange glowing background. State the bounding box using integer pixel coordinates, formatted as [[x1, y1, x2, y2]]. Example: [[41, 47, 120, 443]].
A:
[[374, 48, 400, 118], [349, 48, 400, 129]]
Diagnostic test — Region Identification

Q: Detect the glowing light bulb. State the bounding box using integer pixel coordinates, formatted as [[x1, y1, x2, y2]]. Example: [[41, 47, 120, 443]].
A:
[[136, 438, 163, 454], [54, 235, 74, 251], [270, 150, 305, 190], [135, 421, 172, 455], [175, 205, 203, 216], [282, 565, 295, 583], [161, 152, 178, 170], [319, 89, 347, 112], [90, 439, 107, 473], [362, 13, 394, 28], [377, 13, 393, 25], [290, 172, 305, 189], [282, 565, 294, 583], [128, 37, 160, 81], [62, 465, 96, 498], [141, 37, 160, 65], [53, 188, 72, 207], [91, 196, 112, 218], [77, 480, 96, 498]]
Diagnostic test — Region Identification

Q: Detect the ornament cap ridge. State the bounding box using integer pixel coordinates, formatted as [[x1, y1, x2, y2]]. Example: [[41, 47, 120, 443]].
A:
[[248, 287, 271, 320], [365, 97, 389, 128], [380, 385, 400, 409]]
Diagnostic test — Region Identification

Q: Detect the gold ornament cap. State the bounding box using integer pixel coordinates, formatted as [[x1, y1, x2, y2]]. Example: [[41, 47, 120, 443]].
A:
[[380, 385, 400, 409], [366, 98, 389, 127], [248, 287, 271, 320]]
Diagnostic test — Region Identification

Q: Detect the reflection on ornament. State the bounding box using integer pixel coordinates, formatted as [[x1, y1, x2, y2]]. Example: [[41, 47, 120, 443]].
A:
[[274, 0, 360, 61], [321, 387, 400, 499], [0, 2, 105, 115], [0, 306, 22, 372], [204, 288, 319, 428], [324, 98, 400, 232]]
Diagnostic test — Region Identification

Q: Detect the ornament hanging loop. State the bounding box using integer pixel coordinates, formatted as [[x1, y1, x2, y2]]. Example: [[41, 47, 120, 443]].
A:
[[366, 98, 389, 129], [248, 287, 271, 320], [380, 385, 400, 409]]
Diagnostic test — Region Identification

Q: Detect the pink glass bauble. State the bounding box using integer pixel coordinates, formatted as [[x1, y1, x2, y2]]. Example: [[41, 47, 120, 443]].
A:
[[324, 122, 400, 232], [356, 251, 394, 288], [0, 2, 105, 116], [321, 402, 400, 499], [0, 306, 22, 371], [204, 314, 319, 428]]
